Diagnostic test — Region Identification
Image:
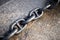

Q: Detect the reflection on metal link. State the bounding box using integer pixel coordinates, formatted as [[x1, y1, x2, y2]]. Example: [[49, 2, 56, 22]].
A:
[[23, 8, 44, 24], [11, 8, 44, 34], [29, 8, 43, 19], [3, 8, 44, 40], [11, 19, 26, 34]]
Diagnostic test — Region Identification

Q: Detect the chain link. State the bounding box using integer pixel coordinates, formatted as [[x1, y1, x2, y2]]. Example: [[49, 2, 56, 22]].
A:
[[2, 0, 59, 40], [11, 19, 26, 34], [23, 8, 43, 23], [11, 8, 44, 34], [2, 8, 44, 40]]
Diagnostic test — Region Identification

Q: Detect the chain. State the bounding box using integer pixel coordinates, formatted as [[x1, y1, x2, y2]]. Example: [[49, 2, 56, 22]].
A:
[[2, 8, 43, 40], [2, 5, 51, 40], [11, 7, 43, 35], [0, 0, 59, 39]]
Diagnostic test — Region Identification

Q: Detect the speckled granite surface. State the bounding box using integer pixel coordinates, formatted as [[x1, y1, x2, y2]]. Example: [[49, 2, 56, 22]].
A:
[[0, 0, 60, 40]]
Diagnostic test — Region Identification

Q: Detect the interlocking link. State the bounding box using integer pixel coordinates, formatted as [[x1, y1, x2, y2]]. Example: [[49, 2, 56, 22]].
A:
[[2, 0, 59, 40], [29, 8, 43, 19], [3, 8, 44, 40], [23, 8, 43, 24], [2, 5, 52, 39], [11, 19, 26, 34], [2, 4, 52, 40], [11, 8, 44, 34]]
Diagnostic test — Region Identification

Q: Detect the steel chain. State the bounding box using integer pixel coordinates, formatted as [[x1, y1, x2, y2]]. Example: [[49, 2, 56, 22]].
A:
[[3, 5, 51, 40]]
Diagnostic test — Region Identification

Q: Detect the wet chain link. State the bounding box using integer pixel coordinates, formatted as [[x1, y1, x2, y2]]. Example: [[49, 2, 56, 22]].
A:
[[2, 4, 51, 40]]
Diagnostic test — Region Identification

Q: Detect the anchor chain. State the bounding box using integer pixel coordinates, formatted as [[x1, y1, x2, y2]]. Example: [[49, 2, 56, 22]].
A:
[[3, 4, 51, 40], [1, 0, 59, 40], [11, 8, 44, 34], [2, 8, 43, 40]]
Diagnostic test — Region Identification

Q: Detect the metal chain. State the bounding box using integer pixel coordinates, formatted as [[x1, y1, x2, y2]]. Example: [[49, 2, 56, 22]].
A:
[[1, 0, 59, 39], [3, 8, 43, 40], [3, 5, 51, 40], [11, 7, 44, 35]]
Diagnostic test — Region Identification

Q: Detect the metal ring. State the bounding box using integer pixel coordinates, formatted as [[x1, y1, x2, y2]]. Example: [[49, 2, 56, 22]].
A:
[[11, 19, 27, 34], [29, 8, 43, 19]]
